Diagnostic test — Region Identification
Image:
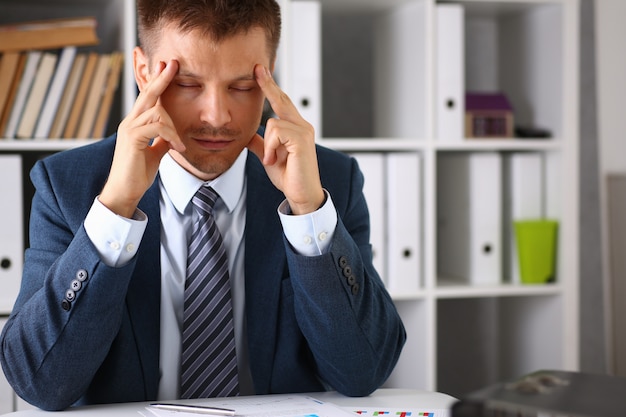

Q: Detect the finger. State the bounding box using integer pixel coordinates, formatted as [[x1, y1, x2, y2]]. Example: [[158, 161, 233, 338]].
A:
[[261, 120, 305, 165], [130, 59, 179, 118], [254, 64, 302, 123], [121, 106, 184, 152]]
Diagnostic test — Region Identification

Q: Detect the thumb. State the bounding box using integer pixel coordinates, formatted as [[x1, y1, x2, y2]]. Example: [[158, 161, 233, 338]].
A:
[[247, 133, 266, 164], [149, 136, 174, 159]]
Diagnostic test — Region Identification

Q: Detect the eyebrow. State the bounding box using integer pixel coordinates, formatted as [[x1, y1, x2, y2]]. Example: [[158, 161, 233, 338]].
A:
[[176, 69, 256, 82]]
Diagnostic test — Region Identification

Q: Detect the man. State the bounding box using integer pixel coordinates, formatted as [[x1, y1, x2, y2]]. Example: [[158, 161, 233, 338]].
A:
[[0, 0, 405, 411]]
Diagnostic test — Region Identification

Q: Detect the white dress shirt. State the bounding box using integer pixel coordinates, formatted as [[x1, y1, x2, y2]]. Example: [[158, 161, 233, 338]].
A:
[[83, 149, 337, 400]]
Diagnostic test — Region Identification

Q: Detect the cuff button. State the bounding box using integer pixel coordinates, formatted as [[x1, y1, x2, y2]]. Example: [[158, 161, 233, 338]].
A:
[[347, 275, 357, 286], [76, 269, 88, 282]]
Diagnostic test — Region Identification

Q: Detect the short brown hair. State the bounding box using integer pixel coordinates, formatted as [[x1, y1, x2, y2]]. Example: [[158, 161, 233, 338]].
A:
[[137, 0, 281, 61]]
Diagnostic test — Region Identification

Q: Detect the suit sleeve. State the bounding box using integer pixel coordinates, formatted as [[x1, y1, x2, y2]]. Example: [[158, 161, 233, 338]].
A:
[[285, 156, 407, 397], [0, 159, 137, 410]]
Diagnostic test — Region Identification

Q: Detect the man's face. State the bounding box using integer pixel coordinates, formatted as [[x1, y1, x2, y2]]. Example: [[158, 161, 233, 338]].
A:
[[136, 24, 272, 180]]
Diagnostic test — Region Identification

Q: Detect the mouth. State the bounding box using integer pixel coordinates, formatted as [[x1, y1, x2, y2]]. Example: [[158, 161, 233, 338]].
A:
[[191, 137, 233, 150]]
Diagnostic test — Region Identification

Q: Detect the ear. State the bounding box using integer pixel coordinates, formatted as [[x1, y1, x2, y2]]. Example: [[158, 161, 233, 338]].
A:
[[133, 46, 150, 92]]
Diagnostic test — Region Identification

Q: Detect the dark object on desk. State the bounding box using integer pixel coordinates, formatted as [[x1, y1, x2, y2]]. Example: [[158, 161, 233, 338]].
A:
[[515, 125, 552, 138], [465, 92, 514, 138], [451, 369, 626, 417]]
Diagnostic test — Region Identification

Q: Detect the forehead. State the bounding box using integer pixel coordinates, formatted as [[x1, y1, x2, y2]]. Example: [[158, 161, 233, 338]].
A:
[[152, 24, 271, 71]]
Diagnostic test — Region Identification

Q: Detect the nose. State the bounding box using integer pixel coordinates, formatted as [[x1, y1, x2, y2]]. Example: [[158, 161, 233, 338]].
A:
[[199, 88, 232, 127]]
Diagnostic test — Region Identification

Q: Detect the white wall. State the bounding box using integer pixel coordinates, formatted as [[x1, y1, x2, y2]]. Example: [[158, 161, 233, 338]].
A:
[[596, 0, 626, 173]]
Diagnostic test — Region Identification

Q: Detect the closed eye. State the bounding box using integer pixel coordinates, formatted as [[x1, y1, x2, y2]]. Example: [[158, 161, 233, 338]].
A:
[[230, 82, 257, 92]]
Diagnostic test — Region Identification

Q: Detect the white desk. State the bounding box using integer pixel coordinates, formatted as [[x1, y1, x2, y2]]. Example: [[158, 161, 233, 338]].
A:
[[2, 389, 457, 416]]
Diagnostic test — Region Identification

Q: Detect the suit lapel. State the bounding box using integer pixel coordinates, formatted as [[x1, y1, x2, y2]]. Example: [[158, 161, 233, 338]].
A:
[[244, 154, 288, 393], [127, 178, 162, 398]]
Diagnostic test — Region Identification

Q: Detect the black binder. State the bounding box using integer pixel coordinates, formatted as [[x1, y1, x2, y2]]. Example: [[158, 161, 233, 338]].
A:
[[451, 369, 626, 417]]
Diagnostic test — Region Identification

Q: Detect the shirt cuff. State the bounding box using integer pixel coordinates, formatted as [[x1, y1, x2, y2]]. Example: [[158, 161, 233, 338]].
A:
[[83, 197, 148, 267], [278, 190, 337, 257]]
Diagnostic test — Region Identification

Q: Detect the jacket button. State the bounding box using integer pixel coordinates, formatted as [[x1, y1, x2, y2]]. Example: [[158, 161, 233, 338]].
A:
[[76, 269, 88, 282], [61, 299, 71, 311], [65, 289, 76, 302], [351, 283, 360, 295], [338, 256, 348, 268], [342, 266, 352, 277], [347, 275, 356, 286], [71, 280, 82, 292]]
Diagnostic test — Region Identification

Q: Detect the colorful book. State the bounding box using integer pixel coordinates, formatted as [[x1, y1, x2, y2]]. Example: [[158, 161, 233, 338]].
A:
[[0, 52, 22, 121], [91, 52, 123, 138], [49, 53, 87, 139], [63, 52, 98, 138], [0, 53, 27, 135], [34, 46, 77, 139], [16, 52, 58, 139], [3, 51, 42, 138], [76, 53, 111, 139]]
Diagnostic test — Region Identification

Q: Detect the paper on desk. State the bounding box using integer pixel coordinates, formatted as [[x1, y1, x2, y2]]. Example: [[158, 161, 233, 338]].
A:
[[140, 395, 358, 417], [349, 407, 449, 417]]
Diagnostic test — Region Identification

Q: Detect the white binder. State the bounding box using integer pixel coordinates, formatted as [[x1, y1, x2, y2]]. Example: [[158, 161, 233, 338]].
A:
[[386, 153, 421, 294], [437, 152, 502, 285], [504, 153, 543, 284], [0, 318, 13, 414], [435, 4, 464, 141], [0, 155, 23, 313], [373, 1, 427, 138], [288, 0, 322, 135], [350, 153, 386, 282]]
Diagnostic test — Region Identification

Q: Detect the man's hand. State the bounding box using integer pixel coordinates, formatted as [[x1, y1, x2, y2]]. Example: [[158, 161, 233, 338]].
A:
[[99, 60, 185, 218], [247, 64, 325, 215]]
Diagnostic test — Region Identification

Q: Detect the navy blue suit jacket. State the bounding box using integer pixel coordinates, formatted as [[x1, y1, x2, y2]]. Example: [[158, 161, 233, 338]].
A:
[[0, 135, 405, 410]]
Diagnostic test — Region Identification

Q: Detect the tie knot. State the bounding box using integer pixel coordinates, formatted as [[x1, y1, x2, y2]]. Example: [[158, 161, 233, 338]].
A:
[[192, 185, 219, 215]]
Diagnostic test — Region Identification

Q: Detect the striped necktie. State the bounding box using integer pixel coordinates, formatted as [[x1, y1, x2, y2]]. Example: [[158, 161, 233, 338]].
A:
[[181, 185, 239, 398]]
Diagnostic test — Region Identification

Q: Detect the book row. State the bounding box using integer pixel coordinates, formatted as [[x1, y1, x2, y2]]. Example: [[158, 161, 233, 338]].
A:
[[0, 47, 123, 140]]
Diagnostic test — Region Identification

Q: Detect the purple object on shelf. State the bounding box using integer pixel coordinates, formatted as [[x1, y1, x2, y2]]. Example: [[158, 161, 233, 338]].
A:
[[465, 92, 513, 111]]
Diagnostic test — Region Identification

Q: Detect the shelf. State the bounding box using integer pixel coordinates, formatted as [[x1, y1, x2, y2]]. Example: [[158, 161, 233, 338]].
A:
[[317, 138, 425, 152], [318, 0, 416, 13], [0, 139, 96, 152], [0, 137, 562, 154], [435, 280, 562, 299], [434, 139, 562, 151], [389, 290, 428, 301], [438, 0, 543, 17]]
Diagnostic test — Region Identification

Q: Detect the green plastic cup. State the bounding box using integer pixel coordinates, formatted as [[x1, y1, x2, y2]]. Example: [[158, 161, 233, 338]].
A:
[[514, 220, 559, 284]]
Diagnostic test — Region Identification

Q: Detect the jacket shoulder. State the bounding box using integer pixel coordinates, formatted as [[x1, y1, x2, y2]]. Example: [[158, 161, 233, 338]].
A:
[[33, 135, 116, 185]]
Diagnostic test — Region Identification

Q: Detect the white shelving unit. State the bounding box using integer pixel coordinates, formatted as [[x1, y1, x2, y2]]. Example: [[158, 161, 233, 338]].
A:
[[0, 0, 579, 408], [301, 0, 580, 397]]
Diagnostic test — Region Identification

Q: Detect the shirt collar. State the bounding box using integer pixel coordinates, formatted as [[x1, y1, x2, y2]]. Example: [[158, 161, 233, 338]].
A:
[[159, 149, 248, 215]]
